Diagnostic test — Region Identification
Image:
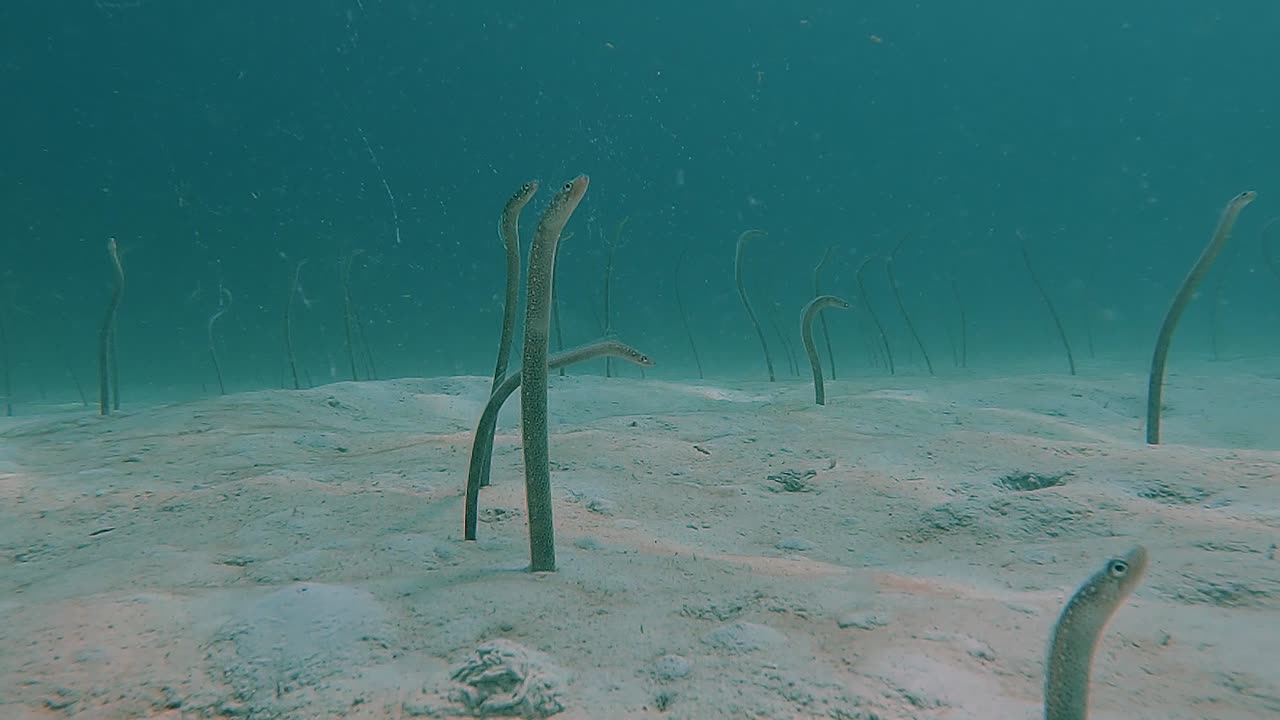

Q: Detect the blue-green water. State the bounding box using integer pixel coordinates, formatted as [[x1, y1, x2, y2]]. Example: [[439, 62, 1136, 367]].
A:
[[2, 1, 1278, 405]]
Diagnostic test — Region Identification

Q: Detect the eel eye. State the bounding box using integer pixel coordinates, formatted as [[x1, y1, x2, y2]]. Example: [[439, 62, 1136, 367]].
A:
[[562, 181, 574, 191], [1109, 560, 1129, 577]]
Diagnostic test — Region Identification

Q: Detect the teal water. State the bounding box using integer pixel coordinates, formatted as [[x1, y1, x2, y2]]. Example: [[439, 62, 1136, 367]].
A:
[[2, 1, 1277, 406]]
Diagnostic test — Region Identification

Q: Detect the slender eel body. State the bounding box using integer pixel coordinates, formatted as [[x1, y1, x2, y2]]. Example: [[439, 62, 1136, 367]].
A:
[[1146, 190, 1256, 444], [341, 256, 359, 381], [340, 251, 376, 381], [602, 218, 627, 378], [734, 229, 775, 381], [951, 278, 967, 368], [110, 324, 119, 410], [674, 240, 704, 378], [478, 192, 551, 487], [283, 260, 306, 390], [856, 256, 895, 375], [769, 305, 800, 376], [98, 239, 124, 415], [801, 295, 851, 405], [1018, 230, 1077, 376], [491, 181, 539, 387], [1261, 217, 1280, 282], [0, 309, 10, 416], [464, 339, 654, 541], [521, 175, 589, 572], [551, 277, 566, 376], [347, 254, 378, 380], [813, 246, 838, 380], [886, 238, 934, 376], [1044, 546, 1148, 720], [207, 288, 233, 395]]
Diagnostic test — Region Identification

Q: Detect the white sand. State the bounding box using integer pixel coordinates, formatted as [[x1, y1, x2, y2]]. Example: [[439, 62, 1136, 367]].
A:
[[1, 366, 1278, 719]]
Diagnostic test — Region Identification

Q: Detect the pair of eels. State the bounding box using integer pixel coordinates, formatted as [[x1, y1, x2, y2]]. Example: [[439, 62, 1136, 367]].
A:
[[474, 176, 650, 571], [463, 339, 652, 541]]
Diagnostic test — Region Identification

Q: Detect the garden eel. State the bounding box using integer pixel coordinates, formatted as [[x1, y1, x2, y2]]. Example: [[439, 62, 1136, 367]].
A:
[[886, 236, 933, 376], [768, 303, 800, 377], [1146, 190, 1255, 444], [813, 246, 838, 380], [283, 259, 307, 391], [521, 174, 589, 572], [207, 288, 233, 395], [0, 306, 9, 416], [951, 278, 967, 368], [491, 180, 539, 388], [855, 256, 895, 375], [674, 239, 704, 378], [1260, 216, 1280, 282], [98, 238, 124, 415], [480, 217, 566, 486], [602, 217, 628, 378], [339, 250, 378, 381], [1044, 545, 1148, 720], [349, 252, 379, 380], [1017, 229, 1076, 376], [734, 229, 775, 381], [463, 339, 654, 541], [340, 255, 360, 380], [800, 295, 851, 405]]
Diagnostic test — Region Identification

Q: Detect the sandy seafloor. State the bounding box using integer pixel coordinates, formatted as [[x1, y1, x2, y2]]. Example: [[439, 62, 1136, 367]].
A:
[[1, 361, 1278, 719]]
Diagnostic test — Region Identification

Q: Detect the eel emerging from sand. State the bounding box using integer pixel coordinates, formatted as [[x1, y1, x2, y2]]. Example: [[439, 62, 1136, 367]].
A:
[[1044, 545, 1148, 720], [521, 175, 590, 572], [855, 255, 895, 375], [1145, 190, 1256, 444], [463, 339, 654, 541], [98, 238, 125, 415], [800, 295, 851, 405], [491, 181, 539, 387], [734, 229, 776, 382]]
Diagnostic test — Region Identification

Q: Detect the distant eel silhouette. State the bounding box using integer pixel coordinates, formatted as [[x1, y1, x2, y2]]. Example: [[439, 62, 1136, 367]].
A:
[[800, 295, 851, 405], [490, 180, 539, 387], [734, 230, 775, 381]]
